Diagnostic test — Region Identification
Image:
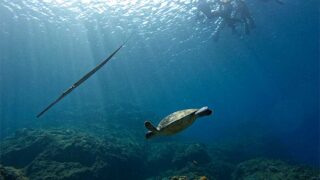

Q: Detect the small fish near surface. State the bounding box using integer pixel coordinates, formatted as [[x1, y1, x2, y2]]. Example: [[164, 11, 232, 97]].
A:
[[36, 36, 131, 118], [144, 106, 213, 139]]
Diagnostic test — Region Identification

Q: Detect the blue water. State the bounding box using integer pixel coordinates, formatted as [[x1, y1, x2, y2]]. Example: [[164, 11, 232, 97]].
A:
[[0, 0, 319, 168]]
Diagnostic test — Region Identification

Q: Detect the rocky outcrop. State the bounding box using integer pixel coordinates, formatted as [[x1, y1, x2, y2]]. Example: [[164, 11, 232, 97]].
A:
[[0, 165, 28, 180], [232, 158, 320, 180], [0, 129, 145, 180]]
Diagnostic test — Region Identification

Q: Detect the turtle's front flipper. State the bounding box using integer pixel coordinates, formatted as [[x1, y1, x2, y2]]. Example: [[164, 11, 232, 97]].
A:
[[195, 106, 212, 117]]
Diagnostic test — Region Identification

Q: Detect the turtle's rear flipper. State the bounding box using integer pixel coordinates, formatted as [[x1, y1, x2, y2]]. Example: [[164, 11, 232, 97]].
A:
[[144, 121, 158, 132], [146, 131, 156, 139], [145, 121, 158, 139]]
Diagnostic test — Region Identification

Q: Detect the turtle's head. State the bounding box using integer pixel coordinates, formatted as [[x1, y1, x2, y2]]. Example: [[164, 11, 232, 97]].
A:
[[195, 106, 213, 118]]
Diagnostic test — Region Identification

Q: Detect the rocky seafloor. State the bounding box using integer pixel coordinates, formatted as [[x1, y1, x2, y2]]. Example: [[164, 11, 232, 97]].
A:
[[1, 104, 319, 180], [0, 128, 319, 180]]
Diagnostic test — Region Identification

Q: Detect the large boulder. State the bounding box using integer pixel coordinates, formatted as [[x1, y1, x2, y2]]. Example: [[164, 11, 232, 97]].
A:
[[145, 142, 223, 179], [172, 144, 211, 168]]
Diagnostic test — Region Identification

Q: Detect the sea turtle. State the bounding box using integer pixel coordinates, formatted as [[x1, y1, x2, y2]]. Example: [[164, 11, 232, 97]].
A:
[[144, 106, 213, 139]]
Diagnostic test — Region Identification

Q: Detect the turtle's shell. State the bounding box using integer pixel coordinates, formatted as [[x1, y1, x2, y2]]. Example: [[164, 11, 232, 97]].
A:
[[157, 109, 198, 135]]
